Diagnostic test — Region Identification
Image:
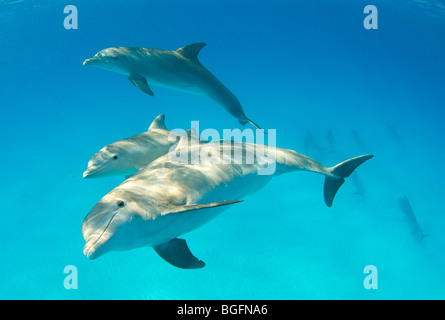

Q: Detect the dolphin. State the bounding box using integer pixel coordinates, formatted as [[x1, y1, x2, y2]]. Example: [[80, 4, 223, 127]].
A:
[[398, 195, 429, 241], [386, 123, 404, 147], [83, 43, 262, 130], [304, 130, 323, 156], [83, 114, 180, 179], [351, 173, 365, 200], [351, 129, 367, 151], [327, 129, 336, 153], [82, 132, 373, 268]]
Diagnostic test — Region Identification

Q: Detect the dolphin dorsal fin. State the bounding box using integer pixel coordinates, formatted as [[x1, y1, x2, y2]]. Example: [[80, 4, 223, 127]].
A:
[[148, 114, 167, 131], [176, 43, 207, 61]]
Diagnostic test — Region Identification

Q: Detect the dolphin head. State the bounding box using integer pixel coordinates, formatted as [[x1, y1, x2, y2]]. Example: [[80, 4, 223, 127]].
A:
[[83, 114, 177, 179], [83, 47, 129, 74], [82, 189, 155, 260], [83, 144, 138, 179]]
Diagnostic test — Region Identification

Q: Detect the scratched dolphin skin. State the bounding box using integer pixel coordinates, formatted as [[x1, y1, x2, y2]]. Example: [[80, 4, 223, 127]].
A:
[[82, 133, 373, 269], [83, 43, 261, 129], [83, 114, 180, 179]]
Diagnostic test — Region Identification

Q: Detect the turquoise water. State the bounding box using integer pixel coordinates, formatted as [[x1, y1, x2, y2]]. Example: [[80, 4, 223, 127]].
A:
[[1, 0, 444, 299]]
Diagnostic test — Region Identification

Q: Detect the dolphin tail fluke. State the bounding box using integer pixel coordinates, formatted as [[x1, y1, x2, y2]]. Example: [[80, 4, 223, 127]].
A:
[[324, 155, 374, 207], [420, 233, 430, 241]]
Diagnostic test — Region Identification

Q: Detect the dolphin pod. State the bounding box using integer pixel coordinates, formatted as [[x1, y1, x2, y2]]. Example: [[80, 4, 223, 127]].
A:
[[82, 130, 373, 268], [81, 42, 374, 269], [83, 43, 262, 130]]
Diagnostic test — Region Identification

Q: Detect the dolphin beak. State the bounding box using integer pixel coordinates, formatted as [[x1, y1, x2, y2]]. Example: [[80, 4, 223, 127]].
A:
[[83, 232, 110, 260], [83, 212, 119, 260], [83, 58, 96, 66], [83, 166, 100, 179], [83, 241, 100, 260], [83, 170, 92, 179]]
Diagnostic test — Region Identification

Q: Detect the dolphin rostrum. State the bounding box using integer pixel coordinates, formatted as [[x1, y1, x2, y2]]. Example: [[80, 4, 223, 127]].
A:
[[83, 43, 261, 130], [82, 133, 373, 268], [83, 114, 180, 179]]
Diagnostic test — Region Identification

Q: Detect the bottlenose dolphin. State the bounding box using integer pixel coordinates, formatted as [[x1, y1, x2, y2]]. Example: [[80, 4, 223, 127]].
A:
[[351, 129, 366, 151], [83, 43, 261, 130], [351, 173, 365, 200], [304, 130, 323, 156], [386, 123, 404, 147], [82, 133, 373, 268], [83, 114, 179, 179], [327, 129, 336, 153], [398, 195, 429, 241]]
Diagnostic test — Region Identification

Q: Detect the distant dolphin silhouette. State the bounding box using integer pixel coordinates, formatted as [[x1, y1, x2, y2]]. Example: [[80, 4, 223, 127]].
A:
[[398, 195, 429, 241], [351, 173, 365, 200], [386, 123, 404, 146], [82, 132, 373, 268], [83, 43, 262, 130], [327, 129, 336, 153], [304, 130, 323, 156], [351, 130, 366, 151]]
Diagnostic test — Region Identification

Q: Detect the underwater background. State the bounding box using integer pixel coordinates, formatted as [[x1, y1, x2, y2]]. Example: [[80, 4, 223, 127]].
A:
[[1, 0, 444, 299]]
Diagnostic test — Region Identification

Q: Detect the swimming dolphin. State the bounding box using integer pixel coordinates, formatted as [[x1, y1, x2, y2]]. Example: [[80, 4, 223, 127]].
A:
[[351, 129, 367, 151], [327, 129, 336, 153], [83, 43, 262, 130], [304, 130, 323, 156], [82, 133, 373, 268], [351, 173, 365, 200], [386, 123, 404, 147], [398, 195, 429, 241], [83, 114, 180, 179]]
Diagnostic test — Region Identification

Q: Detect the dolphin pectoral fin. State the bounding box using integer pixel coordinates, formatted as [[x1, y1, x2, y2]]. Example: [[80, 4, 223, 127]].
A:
[[168, 200, 244, 215], [153, 201, 243, 268], [153, 238, 205, 269], [128, 73, 154, 96]]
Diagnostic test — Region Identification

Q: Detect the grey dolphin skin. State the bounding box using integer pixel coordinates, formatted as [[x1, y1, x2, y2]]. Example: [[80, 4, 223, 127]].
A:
[[83, 114, 180, 179], [398, 195, 429, 241], [83, 43, 262, 130], [82, 134, 373, 269]]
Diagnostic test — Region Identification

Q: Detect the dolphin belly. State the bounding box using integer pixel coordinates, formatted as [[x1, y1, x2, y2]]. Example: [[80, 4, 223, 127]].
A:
[[145, 75, 206, 95]]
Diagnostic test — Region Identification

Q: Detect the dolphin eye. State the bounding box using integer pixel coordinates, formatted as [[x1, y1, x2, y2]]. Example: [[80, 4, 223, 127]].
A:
[[112, 155, 118, 160], [117, 200, 125, 208], [113, 57, 119, 60]]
